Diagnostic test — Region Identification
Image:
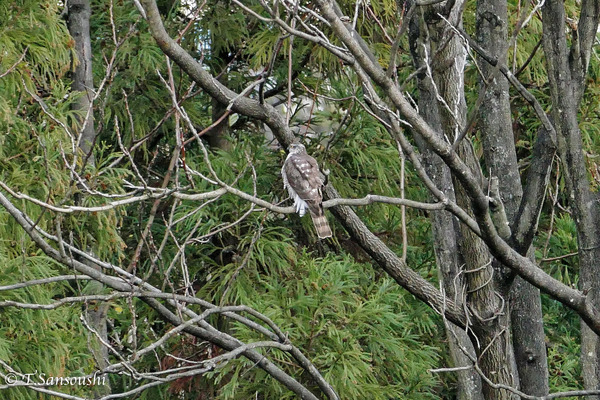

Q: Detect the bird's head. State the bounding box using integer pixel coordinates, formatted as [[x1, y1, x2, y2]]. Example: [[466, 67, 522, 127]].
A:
[[288, 143, 306, 155]]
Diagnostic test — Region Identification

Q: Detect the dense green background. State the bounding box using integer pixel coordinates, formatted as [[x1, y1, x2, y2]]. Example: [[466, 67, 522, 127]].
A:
[[0, 0, 597, 398]]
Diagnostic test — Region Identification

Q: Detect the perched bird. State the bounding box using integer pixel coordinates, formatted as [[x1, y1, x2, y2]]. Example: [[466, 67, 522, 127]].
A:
[[281, 143, 332, 239]]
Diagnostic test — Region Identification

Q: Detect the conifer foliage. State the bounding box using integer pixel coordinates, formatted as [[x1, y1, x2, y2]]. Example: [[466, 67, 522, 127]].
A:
[[0, 1, 599, 399]]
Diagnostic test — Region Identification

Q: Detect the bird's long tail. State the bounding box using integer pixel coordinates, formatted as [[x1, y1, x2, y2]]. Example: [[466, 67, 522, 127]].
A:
[[310, 208, 332, 239]]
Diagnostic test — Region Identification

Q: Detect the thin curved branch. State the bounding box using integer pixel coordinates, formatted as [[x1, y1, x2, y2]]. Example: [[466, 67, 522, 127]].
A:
[[0, 275, 92, 292], [0, 46, 28, 79], [2, 178, 446, 214], [452, 24, 557, 145]]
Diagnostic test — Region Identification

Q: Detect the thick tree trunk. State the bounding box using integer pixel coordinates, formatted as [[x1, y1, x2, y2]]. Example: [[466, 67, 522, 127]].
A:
[[431, 3, 517, 397], [455, 142, 517, 400], [67, 0, 96, 164], [418, 78, 485, 400], [429, 1, 517, 397], [476, 0, 520, 212], [67, 1, 110, 396], [409, 1, 518, 397], [208, 47, 232, 150], [424, 130, 484, 400], [475, 0, 549, 395], [408, 1, 519, 397], [542, 1, 600, 396], [509, 263, 549, 396], [428, 152, 485, 400], [408, 4, 484, 399]]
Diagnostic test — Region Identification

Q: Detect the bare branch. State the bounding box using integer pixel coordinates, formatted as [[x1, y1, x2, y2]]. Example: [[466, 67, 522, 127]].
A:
[[452, 24, 557, 146], [0, 46, 28, 79], [0, 275, 92, 292]]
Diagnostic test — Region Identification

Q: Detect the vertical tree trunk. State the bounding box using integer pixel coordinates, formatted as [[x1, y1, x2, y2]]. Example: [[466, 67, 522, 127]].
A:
[[454, 142, 517, 400], [208, 46, 232, 150], [476, 0, 520, 210], [542, 1, 600, 396], [424, 133, 484, 400], [420, 1, 517, 397], [67, 1, 110, 396], [475, 0, 549, 395], [509, 264, 549, 396], [68, 0, 96, 164], [408, 1, 519, 397], [408, 4, 484, 399], [418, 79, 485, 400]]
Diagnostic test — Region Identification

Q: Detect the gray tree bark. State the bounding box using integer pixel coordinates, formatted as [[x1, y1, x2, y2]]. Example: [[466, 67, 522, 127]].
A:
[[208, 47, 232, 150], [424, 2, 517, 398], [67, 0, 110, 396], [509, 260, 548, 397], [420, 101, 484, 400], [68, 0, 96, 164], [542, 1, 600, 396], [455, 141, 517, 400], [475, 0, 549, 396], [409, 4, 484, 399]]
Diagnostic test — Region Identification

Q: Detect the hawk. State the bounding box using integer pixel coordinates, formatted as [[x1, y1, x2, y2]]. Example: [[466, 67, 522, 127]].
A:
[[282, 143, 332, 239]]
